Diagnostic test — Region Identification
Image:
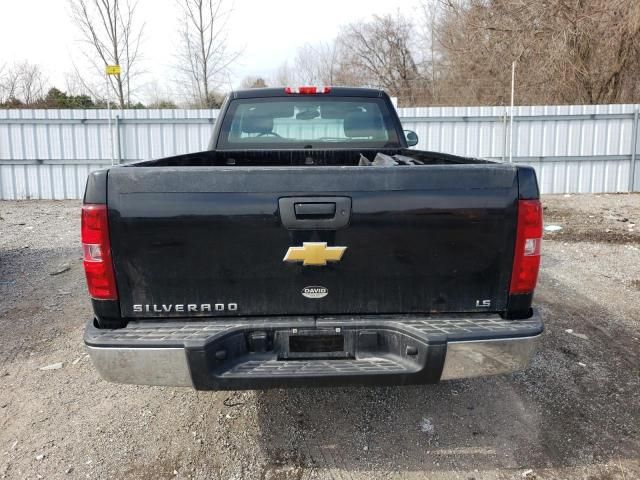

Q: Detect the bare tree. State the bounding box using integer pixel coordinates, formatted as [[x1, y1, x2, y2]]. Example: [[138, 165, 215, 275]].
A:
[[336, 12, 431, 106], [419, 1, 443, 103], [271, 42, 340, 87], [293, 42, 340, 85], [0, 64, 13, 104], [64, 71, 92, 98], [270, 61, 294, 87], [69, 0, 145, 108], [175, 0, 240, 107], [0, 65, 21, 103], [434, 0, 640, 105], [18, 63, 47, 105], [269, 15, 431, 105], [267, 0, 639, 107], [141, 79, 179, 108], [0, 61, 47, 106]]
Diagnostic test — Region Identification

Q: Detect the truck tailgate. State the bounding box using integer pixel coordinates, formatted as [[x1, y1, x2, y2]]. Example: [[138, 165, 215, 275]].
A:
[[107, 165, 518, 319]]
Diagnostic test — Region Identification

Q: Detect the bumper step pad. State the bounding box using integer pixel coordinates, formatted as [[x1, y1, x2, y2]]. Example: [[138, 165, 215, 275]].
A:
[[224, 358, 407, 377], [85, 313, 542, 347]]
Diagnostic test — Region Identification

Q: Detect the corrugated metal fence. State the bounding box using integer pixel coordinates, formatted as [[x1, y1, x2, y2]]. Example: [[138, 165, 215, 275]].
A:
[[1, 104, 639, 200]]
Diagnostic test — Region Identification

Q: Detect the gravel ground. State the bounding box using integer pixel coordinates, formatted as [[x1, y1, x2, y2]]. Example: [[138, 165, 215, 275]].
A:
[[0, 194, 639, 480]]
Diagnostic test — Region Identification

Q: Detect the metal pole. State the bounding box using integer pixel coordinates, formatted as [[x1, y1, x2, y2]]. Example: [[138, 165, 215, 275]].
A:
[[502, 108, 508, 162], [630, 108, 639, 192], [106, 75, 114, 166], [509, 61, 516, 163], [115, 114, 122, 164]]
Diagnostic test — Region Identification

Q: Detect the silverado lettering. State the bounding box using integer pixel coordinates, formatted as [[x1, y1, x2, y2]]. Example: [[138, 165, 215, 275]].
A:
[[132, 303, 238, 313], [82, 86, 544, 391]]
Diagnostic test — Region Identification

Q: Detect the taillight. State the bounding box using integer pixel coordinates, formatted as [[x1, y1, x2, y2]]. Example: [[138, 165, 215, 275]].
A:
[[81, 204, 118, 300], [284, 86, 331, 94], [510, 199, 542, 294]]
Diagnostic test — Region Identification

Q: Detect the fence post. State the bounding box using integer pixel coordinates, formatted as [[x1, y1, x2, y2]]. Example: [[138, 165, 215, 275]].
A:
[[502, 109, 508, 162], [630, 108, 639, 192], [115, 114, 122, 164]]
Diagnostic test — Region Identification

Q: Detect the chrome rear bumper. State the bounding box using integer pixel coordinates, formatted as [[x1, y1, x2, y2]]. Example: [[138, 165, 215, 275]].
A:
[[85, 311, 542, 389], [86, 346, 193, 387], [440, 335, 540, 380]]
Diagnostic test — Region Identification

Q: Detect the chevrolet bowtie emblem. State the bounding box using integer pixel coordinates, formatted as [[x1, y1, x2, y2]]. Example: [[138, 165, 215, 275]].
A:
[[283, 242, 347, 266]]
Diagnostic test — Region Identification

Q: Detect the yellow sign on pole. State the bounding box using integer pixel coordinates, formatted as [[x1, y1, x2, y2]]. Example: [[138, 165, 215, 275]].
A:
[[105, 65, 121, 75]]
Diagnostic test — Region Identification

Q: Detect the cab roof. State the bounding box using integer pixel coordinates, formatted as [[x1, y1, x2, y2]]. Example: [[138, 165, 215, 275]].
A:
[[231, 87, 385, 99]]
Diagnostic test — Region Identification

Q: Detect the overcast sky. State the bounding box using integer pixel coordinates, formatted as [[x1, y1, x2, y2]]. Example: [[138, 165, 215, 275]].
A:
[[1, 0, 419, 101]]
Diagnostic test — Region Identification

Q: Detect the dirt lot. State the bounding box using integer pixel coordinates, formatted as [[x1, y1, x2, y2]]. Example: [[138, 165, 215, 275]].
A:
[[0, 194, 639, 480]]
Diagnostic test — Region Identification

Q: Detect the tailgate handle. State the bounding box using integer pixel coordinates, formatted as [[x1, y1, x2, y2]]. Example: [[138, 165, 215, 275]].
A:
[[294, 202, 336, 218], [279, 197, 351, 230]]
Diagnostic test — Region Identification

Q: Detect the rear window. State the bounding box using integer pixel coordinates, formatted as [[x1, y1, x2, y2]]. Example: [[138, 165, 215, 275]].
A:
[[216, 97, 401, 149]]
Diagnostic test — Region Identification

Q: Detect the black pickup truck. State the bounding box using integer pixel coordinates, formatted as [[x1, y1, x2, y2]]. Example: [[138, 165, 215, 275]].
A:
[[82, 87, 543, 390]]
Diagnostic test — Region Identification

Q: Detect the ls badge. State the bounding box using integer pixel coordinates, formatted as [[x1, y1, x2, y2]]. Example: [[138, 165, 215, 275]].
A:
[[283, 242, 347, 266]]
